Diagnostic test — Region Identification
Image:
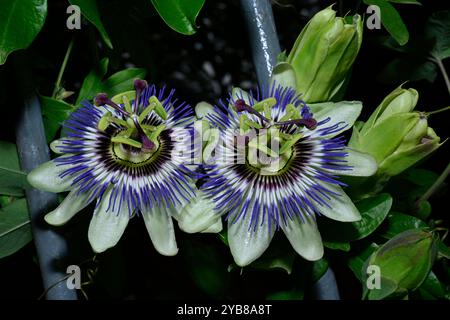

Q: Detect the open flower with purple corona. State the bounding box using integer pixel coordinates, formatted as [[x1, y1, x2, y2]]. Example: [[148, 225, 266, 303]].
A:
[[197, 85, 377, 266], [27, 80, 199, 255]]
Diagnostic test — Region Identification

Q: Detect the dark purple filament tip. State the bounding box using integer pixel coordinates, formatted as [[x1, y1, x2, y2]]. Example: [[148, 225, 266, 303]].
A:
[[234, 99, 248, 112], [94, 93, 130, 117]]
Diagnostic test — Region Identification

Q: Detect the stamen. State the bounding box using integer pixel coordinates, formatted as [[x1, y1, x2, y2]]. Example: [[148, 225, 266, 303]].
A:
[[275, 118, 317, 130], [132, 115, 155, 152], [94, 93, 130, 117], [133, 79, 148, 113], [234, 99, 270, 124]]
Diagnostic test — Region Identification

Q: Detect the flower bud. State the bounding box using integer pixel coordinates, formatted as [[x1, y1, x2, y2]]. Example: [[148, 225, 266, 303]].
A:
[[364, 230, 437, 300], [285, 6, 363, 103], [349, 86, 441, 179]]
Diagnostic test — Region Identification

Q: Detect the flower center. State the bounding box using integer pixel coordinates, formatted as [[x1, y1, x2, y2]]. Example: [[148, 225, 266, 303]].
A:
[[234, 98, 317, 175], [94, 80, 168, 162]]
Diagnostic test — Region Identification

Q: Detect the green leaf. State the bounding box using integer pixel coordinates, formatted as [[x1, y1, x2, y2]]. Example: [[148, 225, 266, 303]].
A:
[[0, 0, 47, 64], [425, 11, 450, 60], [76, 59, 146, 105], [438, 241, 450, 260], [323, 241, 351, 252], [387, 0, 421, 4], [311, 258, 329, 283], [403, 168, 440, 187], [150, 0, 205, 35], [76, 58, 109, 105], [320, 193, 393, 242], [379, 212, 427, 239], [419, 271, 446, 299], [103, 68, 147, 97], [40, 96, 74, 142], [267, 290, 303, 300], [0, 141, 28, 196], [250, 251, 296, 274], [0, 199, 31, 259], [378, 58, 437, 84], [363, 0, 409, 45], [69, 0, 113, 49], [182, 239, 230, 297]]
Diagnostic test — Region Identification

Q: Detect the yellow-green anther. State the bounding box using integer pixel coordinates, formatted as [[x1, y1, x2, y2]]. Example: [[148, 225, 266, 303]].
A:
[[98, 112, 113, 131], [203, 127, 220, 164], [248, 136, 278, 158], [141, 124, 157, 132], [263, 104, 272, 120], [279, 104, 301, 122], [111, 136, 142, 149], [148, 96, 168, 120], [126, 117, 136, 129], [111, 90, 136, 104], [279, 133, 302, 154], [252, 98, 277, 113], [116, 127, 134, 138], [139, 104, 155, 123], [122, 95, 133, 114], [149, 124, 166, 141], [239, 115, 262, 134], [239, 115, 249, 133]]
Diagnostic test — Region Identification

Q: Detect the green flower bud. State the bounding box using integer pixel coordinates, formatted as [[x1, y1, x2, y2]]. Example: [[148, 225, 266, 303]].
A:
[[365, 230, 437, 300], [349, 86, 442, 180], [360, 85, 419, 136], [285, 6, 363, 103]]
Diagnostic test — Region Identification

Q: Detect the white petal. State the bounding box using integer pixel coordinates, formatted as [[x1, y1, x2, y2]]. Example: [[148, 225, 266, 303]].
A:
[[310, 101, 363, 139], [228, 213, 275, 267], [50, 138, 76, 154], [281, 214, 324, 261], [177, 190, 221, 233], [230, 87, 251, 105], [142, 206, 178, 256], [44, 189, 94, 226], [326, 148, 378, 177], [27, 157, 76, 193], [88, 189, 130, 253], [316, 183, 361, 222], [195, 101, 215, 119], [201, 219, 223, 233], [270, 62, 297, 89]]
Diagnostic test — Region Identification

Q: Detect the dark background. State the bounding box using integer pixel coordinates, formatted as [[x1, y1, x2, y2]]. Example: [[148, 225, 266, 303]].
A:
[[0, 0, 448, 299]]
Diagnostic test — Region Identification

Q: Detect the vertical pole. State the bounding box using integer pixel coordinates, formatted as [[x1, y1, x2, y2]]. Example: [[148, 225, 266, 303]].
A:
[[14, 54, 78, 300], [239, 0, 340, 300], [239, 0, 281, 89]]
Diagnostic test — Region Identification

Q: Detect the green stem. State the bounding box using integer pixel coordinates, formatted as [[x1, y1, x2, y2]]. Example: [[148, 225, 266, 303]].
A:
[[427, 106, 450, 116], [433, 57, 450, 97], [52, 38, 75, 98], [417, 160, 450, 204]]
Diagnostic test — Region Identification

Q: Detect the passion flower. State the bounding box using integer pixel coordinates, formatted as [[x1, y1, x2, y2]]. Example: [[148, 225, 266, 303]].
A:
[[28, 80, 197, 255], [199, 85, 377, 266]]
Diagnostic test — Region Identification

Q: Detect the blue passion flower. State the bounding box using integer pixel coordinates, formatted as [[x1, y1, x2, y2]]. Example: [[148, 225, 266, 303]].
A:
[[197, 84, 377, 266], [28, 80, 198, 255]]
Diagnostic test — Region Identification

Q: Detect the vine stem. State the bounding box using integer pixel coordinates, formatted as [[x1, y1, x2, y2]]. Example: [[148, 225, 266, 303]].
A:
[[417, 161, 450, 204], [427, 106, 450, 116], [432, 56, 450, 96], [52, 38, 74, 98]]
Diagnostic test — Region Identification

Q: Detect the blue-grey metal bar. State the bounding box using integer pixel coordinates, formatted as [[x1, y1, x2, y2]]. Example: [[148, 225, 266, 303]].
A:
[[239, 0, 340, 300], [239, 0, 282, 89], [312, 268, 341, 300], [14, 55, 78, 300]]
